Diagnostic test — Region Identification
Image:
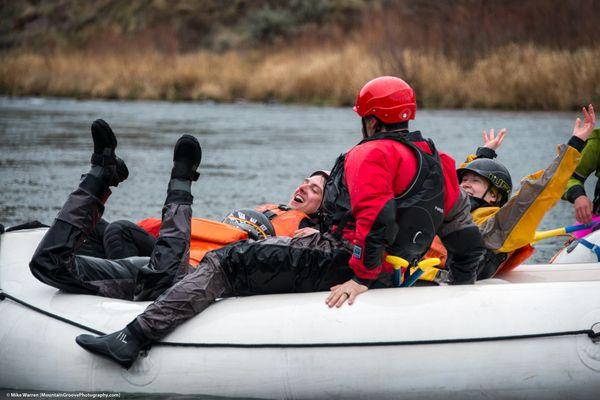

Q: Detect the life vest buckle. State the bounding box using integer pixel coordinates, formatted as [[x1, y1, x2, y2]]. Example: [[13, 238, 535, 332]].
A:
[[386, 256, 441, 287]]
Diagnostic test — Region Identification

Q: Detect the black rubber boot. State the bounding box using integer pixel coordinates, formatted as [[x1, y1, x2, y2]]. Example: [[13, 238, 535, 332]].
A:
[[165, 135, 201, 205], [171, 134, 201, 181], [89, 119, 129, 187], [75, 324, 150, 369]]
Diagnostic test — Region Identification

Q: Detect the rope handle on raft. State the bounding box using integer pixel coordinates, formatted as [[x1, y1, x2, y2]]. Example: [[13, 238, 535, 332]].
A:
[[386, 256, 441, 287]]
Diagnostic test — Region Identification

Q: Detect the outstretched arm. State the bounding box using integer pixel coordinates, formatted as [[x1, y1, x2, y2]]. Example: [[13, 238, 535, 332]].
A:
[[483, 105, 595, 251], [563, 105, 597, 223]]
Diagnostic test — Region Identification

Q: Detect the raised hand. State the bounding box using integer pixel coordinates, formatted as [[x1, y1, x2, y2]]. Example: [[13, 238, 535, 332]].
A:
[[483, 128, 507, 151], [572, 104, 596, 141]]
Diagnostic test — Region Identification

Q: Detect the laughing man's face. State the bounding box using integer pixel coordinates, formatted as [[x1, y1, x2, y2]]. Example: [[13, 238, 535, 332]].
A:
[[288, 175, 325, 215]]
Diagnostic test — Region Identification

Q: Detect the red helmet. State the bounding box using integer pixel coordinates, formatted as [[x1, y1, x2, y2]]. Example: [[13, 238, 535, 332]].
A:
[[353, 76, 416, 123]]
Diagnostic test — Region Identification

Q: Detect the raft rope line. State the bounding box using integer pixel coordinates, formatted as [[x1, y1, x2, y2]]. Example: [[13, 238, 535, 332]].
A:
[[1, 289, 599, 348], [0, 290, 104, 336]]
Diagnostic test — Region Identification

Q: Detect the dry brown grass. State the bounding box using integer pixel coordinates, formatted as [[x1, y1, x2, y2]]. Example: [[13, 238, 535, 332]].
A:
[[1, 43, 599, 110], [464, 45, 600, 110]]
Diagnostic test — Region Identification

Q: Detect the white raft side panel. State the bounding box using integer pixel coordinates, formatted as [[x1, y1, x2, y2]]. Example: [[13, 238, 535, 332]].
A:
[[551, 230, 600, 264], [3, 228, 600, 342], [2, 294, 600, 400], [2, 228, 600, 398], [2, 299, 600, 400]]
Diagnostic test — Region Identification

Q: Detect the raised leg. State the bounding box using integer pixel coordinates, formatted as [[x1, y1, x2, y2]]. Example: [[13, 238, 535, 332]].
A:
[[29, 119, 137, 298], [133, 134, 202, 301], [75, 218, 109, 258], [76, 134, 204, 368]]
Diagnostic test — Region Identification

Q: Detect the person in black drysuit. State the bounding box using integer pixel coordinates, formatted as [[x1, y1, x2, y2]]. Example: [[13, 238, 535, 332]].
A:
[[71, 77, 486, 369], [29, 119, 202, 302]]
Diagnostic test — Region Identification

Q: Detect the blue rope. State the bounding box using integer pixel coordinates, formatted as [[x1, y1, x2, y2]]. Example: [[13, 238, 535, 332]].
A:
[[578, 238, 600, 262]]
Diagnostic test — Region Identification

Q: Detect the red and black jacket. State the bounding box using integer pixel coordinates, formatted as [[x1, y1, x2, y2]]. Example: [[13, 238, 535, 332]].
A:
[[321, 131, 460, 283]]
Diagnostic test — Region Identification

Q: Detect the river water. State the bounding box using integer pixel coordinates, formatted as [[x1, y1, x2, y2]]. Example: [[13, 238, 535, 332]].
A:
[[0, 97, 594, 263]]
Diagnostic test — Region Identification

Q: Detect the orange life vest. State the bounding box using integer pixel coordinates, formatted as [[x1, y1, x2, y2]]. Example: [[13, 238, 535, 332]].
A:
[[493, 244, 536, 276], [423, 235, 448, 267], [137, 204, 309, 266], [137, 217, 248, 266], [253, 203, 309, 237]]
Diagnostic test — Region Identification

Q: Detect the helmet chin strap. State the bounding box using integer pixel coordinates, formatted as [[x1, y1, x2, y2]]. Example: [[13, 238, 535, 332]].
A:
[[481, 186, 491, 201], [469, 195, 490, 211], [469, 184, 499, 211]]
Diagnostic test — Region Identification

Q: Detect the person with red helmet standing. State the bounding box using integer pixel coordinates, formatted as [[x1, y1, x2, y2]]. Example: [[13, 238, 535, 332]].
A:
[[73, 76, 486, 369]]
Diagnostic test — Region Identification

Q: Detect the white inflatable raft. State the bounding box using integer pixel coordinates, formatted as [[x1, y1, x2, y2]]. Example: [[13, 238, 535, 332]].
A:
[[551, 230, 600, 264], [1, 228, 600, 399]]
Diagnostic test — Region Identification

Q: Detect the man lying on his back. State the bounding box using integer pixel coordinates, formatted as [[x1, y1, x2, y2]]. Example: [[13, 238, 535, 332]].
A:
[[75, 170, 329, 266]]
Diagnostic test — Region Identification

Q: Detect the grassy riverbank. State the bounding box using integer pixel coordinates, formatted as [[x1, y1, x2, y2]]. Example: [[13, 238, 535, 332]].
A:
[[2, 0, 599, 110], [1, 43, 598, 110]]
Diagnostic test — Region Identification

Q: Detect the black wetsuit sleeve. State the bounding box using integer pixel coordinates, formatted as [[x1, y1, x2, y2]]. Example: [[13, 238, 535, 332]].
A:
[[475, 147, 497, 159], [441, 226, 486, 284], [438, 190, 485, 284]]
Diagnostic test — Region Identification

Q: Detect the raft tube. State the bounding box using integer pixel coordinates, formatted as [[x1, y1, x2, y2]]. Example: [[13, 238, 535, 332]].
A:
[[1, 228, 600, 399], [552, 230, 600, 264]]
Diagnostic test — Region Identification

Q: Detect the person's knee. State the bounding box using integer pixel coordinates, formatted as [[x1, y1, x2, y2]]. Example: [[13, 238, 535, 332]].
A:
[[106, 220, 138, 237], [29, 250, 48, 274], [29, 247, 59, 285], [105, 219, 156, 258], [104, 220, 138, 258]]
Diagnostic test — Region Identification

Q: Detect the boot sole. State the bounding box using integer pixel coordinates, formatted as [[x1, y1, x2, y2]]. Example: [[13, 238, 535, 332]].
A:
[[173, 134, 202, 166], [91, 119, 118, 150]]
